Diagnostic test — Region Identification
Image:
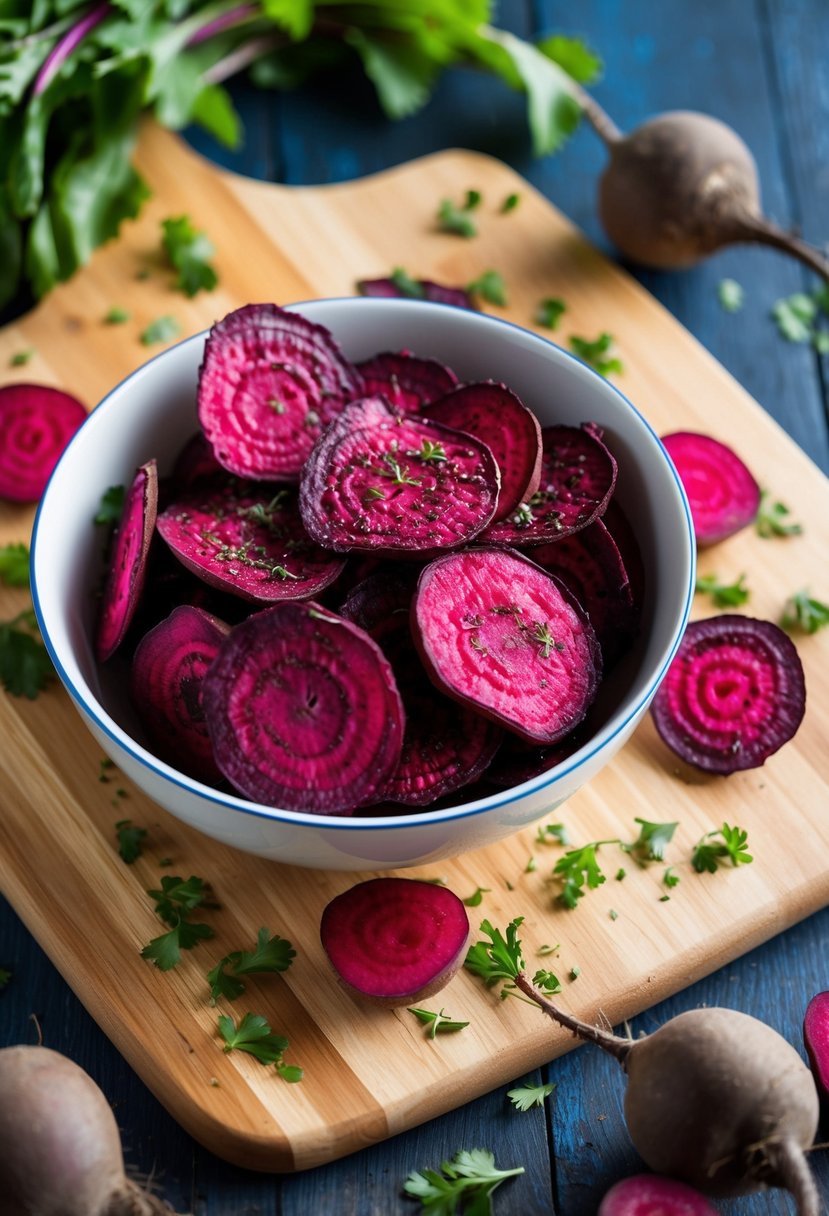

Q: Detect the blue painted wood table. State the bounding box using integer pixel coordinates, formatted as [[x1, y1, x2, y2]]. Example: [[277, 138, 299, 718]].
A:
[[2, 2, 829, 1212]]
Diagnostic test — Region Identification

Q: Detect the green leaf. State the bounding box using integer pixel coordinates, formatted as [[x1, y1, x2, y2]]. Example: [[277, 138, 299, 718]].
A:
[[772, 292, 817, 342], [147, 874, 213, 924], [262, 0, 314, 40], [534, 821, 569, 846], [218, 1011, 295, 1068], [464, 918, 525, 987], [140, 315, 181, 345], [755, 490, 802, 538], [390, 266, 424, 298], [627, 818, 678, 864], [437, 197, 477, 238], [718, 278, 744, 313], [467, 269, 507, 306], [813, 330, 829, 355], [408, 1006, 470, 1039], [9, 348, 34, 366], [94, 483, 125, 525], [535, 34, 602, 85], [692, 823, 753, 874], [781, 588, 829, 635], [115, 817, 147, 864], [0, 617, 53, 698], [553, 842, 611, 907], [535, 296, 566, 329], [207, 960, 247, 1004], [500, 192, 520, 213], [569, 332, 623, 377], [103, 306, 130, 324], [663, 866, 680, 889], [531, 968, 562, 995], [189, 82, 242, 150], [462, 886, 491, 907], [695, 572, 750, 607], [277, 1063, 304, 1083], [0, 543, 30, 587], [345, 27, 440, 120], [161, 215, 217, 297], [233, 927, 296, 976], [141, 920, 214, 971], [506, 1079, 555, 1111], [404, 1148, 524, 1213]]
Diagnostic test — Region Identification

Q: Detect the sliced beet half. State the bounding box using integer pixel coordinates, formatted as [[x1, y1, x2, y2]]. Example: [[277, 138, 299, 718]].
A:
[[95, 460, 158, 662], [131, 605, 229, 784], [660, 430, 760, 545], [341, 572, 501, 806], [202, 601, 405, 813], [650, 614, 806, 774], [424, 381, 542, 521], [197, 303, 364, 482], [357, 275, 475, 310], [355, 351, 458, 413], [531, 518, 637, 668], [482, 423, 618, 546], [320, 878, 470, 1006], [299, 395, 500, 555], [157, 478, 346, 603], [0, 383, 87, 502], [413, 547, 602, 745]]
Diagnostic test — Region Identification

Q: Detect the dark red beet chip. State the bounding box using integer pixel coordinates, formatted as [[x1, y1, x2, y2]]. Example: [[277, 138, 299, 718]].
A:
[[197, 303, 364, 482], [357, 276, 475, 310], [487, 729, 584, 788], [356, 351, 458, 412], [299, 395, 500, 555], [170, 431, 224, 489], [0, 383, 87, 502], [482, 423, 618, 546], [413, 547, 601, 744], [96, 460, 158, 662], [320, 878, 470, 1005], [157, 479, 346, 603], [531, 518, 637, 668], [661, 431, 760, 545], [804, 992, 829, 1106], [650, 614, 806, 773], [341, 572, 501, 806], [424, 381, 542, 521], [131, 605, 229, 783], [202, 601, 405, 813]]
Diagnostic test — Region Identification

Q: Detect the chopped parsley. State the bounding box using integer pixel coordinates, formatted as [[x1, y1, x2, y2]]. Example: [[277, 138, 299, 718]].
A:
[[207, 927, 296, 1003], [691, 823, 753, 874], [161, 215, 218, 297], [467, 269, 507, 306], [718, 278, 744, 313], [569, 332, 623, 377], [115, 818, 147, 864], [695, 572, 750, 607], [781, 589, 829, 635], [0, 543, 30, 587], [755, 490, 802, 538], [140, 315, 181, 346], [407, 1006, 469, 1039], [536, 297, 567, 329], [437, 196, 478, 238]]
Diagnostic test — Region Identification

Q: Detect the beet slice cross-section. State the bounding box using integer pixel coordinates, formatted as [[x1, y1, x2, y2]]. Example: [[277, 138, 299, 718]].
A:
[[157, 478, 345, 603], [356, 275, 475, 310], [320, 878, 470, 1006], [660, 431, 760, 545], [95, 459, 158, 662], [424, 381, 543, 521], [197, 303, 365, 482], [131, 605, 229, 783], [300, 395, 500, 554], [0, 383, 87, 502], [650, 614, 806, 773], [202, 601, 405, 813], [356, 351, 458, 413], [413, 547, 602, 744], [482, 423, 617, 546]]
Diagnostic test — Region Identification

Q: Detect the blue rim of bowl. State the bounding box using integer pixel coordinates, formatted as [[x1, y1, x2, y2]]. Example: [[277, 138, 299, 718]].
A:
[[31, 297, 696, 832]]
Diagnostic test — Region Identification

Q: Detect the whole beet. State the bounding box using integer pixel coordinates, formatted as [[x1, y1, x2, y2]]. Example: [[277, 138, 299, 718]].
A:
[[0, 1045, 175, 1216]]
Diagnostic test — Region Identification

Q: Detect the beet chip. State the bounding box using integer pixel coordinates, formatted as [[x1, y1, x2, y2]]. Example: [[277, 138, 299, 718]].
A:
[[96, 460, 158, 662], [661, 431, 760, 545], [651, 615, 806, 773]]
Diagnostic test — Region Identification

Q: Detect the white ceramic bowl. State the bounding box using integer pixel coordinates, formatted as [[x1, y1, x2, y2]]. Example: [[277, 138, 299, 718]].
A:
[[32, 298, 694, 870]]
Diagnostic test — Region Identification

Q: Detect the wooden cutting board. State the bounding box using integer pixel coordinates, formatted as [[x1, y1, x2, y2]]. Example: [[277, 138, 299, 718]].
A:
[[2, 123, 828, 1172]]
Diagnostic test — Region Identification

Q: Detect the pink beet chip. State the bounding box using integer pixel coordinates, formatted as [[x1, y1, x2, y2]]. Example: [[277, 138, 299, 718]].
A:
[[598, 1174, 718, 1215], [413, 547, 601, 744], [356, 350, 458, 412], [201, 601, 404, 814], [95, 460, 158, 662], [197, 303, 364, 482], [804, 992, 829, 1103], [661, 431, 760, 545], [0, 383, 87, 502]]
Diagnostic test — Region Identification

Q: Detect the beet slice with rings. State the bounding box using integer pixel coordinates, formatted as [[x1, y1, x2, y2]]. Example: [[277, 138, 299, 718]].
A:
[[531, 518, 637, 668], [202, 601, 405, 813], [482, 423, 618, 547], [356, 275, 475, 310], [197, 303, 364, 482], [661, 430, 761, 545], [0, 383, 87, 502], [650, 614, 806, 774], [413, 547, 602, 745], [95, 460, 158, 662], [131, 605, 229, 783], [340, 571, 502, 806], [157, 479, 346, 603], [299, 395, 500, 555], [424, 381, 543, 521], [320, 878, 470, 1006], [356, 350, 458, 413]]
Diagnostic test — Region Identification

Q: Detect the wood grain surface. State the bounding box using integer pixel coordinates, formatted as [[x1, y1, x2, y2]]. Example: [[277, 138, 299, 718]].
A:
[[1, 123, 828, 1173]]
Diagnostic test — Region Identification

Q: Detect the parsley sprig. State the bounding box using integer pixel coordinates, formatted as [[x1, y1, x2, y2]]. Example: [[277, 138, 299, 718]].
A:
[[569, 332, 623, 377], [218, 1012, 302, 1082], [161, 215, 218, 297], [623, 818, 678, 866], [464, 918, 524, 989], [140, 875, 217, 971], [207, 927, 296, 1004], [781, 589, 829, 635], [408, 1007, 469, 1039], [115, 818, 147, 864], [691, 823, 753, 874], [695, 573, 750, 608], [553, 841, 615, 908], [404, 1148, 524, 1212], [755, 490, 802, 538], [507, 1079, 556, 1111], [0, 543, 30, 587], [0, 608, 53, 699]]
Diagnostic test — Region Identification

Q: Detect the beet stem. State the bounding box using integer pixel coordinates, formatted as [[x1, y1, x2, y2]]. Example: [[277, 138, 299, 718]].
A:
[[769, 1137, 820, 1216], [513, 972, 632, 1064], [568, 80, 623, 147], [732, 212, 829, 284]]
